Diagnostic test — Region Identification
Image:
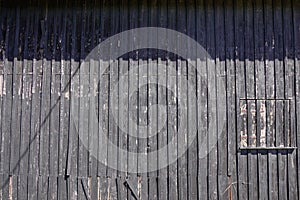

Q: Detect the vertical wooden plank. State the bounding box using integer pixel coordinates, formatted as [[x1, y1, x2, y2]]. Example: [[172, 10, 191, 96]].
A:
[[99, 61, 109, 177], [28, 175, 38, 200], [106, 0, 120, 177], [17, 175, 28, 200], [195, 0, 208, 198], [118, 59, 129, 178], [157, 57, 168, 200], [166, 1, 179, 199], [37, 176, 49, 200], [176, 0, 188, 199], [225, 0, 238, 198], [206, 0, 218, 199], [177, 58, 188, 200], [137, 1, 148, 199], [88, 7, 99, 178], [78, 7, 89, 178], [107, 59, 119, 177], [273, 1, 288, 199], [58, 10, 70, 178], [29, 9, 42, 176], [99, 177, 108, 200], [69, 177, 78, 200], [264, 0, 278, 199], [283, 0, 298, 198], [253, 0, 268, 199], [19, 11, 32, 176], [244, 1, 259, 200], [67, 8, 80, 177], [10, 8, 22, 176], [127, 3, 139, 193], [137, 50, 148, 199], [293, 0, 300, 197], [0, 9, 13, 175], [185, 0, 198, 199], [117, 0, 129, 181], [214, 0, 229, 199], [58, 176, 68, 200], [234, 0, 248, 198], [147, 1, 158, 199], [39, 12, 51, 176], [96, 1, 108, 177], [49, 13, 60, 177], [12, 175, 17, 200]]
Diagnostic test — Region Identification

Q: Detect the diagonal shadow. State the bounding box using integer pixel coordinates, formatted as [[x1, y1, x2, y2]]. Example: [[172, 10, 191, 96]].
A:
[[0, 60, 81, 190]]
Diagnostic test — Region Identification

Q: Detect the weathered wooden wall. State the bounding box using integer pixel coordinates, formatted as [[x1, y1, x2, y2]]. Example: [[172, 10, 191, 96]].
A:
[[0, 0, 299, 199]]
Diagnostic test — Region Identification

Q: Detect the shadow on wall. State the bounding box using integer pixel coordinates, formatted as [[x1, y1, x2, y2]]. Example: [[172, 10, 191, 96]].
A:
[[0, 0, 299, 62]]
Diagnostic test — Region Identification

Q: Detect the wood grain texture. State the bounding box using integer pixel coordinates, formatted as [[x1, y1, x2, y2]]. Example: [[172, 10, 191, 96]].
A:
[[0, 1, 298, 199]]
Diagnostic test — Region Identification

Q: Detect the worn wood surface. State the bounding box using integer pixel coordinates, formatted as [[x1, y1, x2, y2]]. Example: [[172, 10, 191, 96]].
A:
[[0, 0, 299, 199]]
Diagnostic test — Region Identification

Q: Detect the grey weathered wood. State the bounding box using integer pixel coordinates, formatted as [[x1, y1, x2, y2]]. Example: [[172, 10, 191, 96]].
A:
[[264, 0, 279, 198], [234, 0, 248, 198], [283, 1, 298, 198], [273, 1, 288, 199], [225, 0, 238, 198], [293, 0, 300, 197], [147, 1, 159, 199], [186, 0, 198, 199], [206, 0, 218, 198], [58, 176, 68, 200], [244, 1, 259, 199], [28, 10, 42, 176], [67, 9, 80, 177], [195, 0, 208, 198], [18, 175, 28, 200], [0, 2, 299, 199], [19, 11, 32, 176], [28, 175, 38, 200], [215, 1, 229, 199], [253, 0, 269, 199], [10, 8, 22, 176], [58, 10, 70, 177], [37, 175, 48, 199], [78, 9, 89, 178], [39, 13, 51, 176]]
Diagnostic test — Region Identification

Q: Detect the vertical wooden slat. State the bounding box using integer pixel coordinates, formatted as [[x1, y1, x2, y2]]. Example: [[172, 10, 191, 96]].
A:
[[264, 0, 279, 199], [206, 0, 218, 198], [225, 0, 238, 198], [234, 0, 248, 198], [214, 0, 229, 199], [19, 10, 32, 177], [78, 6, 89, 178], [58, 9, 70, 179], [244, 1, 259, 199], [10, 8, 22, 176], [49, 12, 60, 177], [293, 0, 300, 197], [273, 0, 288, 199], [67, 8, 80, 177], [283, 0, 298, 199], [195, 0, 208, 198], [166, 1, 179, 200], [148, 0, 158, 199], [28, 9, 42, 176], [186, 0, 198, 199], [39, 11, 51, 176], [253, 0, 268, 199]]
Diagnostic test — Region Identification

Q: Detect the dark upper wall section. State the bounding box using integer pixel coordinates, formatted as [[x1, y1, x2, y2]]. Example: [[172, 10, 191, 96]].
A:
[[0, 0, 299, 61]]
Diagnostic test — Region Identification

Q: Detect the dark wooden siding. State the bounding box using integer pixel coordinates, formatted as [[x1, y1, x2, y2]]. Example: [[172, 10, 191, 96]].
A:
[[0, 0, 299, 199]]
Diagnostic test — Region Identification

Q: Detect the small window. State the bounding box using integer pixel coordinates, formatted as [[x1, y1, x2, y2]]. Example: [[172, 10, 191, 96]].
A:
[[239, 99, 297, 150]]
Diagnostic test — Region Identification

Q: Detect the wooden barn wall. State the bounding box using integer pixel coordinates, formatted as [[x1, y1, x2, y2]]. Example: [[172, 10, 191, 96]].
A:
[[0, 0, 299, 199]]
